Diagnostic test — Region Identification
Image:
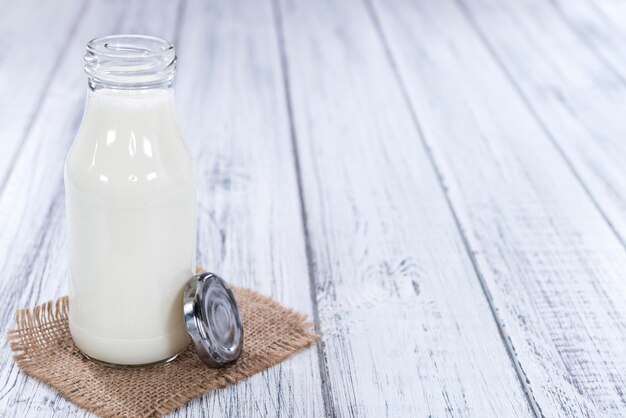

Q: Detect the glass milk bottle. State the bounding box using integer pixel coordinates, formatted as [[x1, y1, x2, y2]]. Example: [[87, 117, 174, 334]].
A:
[[64, 35, 196, 366]]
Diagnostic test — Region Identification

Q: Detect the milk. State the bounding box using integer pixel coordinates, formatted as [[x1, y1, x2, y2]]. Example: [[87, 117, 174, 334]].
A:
[[65, 88, 196, 365]]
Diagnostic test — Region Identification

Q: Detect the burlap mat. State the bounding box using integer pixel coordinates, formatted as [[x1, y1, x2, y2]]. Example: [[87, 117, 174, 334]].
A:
[[7, 287, 318, 417]]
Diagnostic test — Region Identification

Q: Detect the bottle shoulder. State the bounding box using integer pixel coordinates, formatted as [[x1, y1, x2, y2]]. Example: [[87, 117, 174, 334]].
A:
[[65, 89, 196, 205], [65, 129, 196, 206]]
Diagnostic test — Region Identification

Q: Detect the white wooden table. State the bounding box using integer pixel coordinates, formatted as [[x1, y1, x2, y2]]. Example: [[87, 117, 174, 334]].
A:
[[1, 0, 625, 416]]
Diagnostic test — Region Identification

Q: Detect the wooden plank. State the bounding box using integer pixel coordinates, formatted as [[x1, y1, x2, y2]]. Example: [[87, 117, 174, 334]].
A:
[[170, 0, 324, 416], [0, 0, 86, 196], [276, 0, 533, 416], [369, 0, 626, 416], [459, 0, 626, 248], [549, 0, 626, 79], [0, 1, 182, 416]]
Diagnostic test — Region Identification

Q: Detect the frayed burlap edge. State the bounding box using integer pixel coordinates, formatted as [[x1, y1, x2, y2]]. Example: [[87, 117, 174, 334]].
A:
[[7, 288, 319, 417]]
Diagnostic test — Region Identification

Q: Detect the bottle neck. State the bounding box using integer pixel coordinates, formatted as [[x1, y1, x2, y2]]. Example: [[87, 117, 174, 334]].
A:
[[85, 35, 176, 91]]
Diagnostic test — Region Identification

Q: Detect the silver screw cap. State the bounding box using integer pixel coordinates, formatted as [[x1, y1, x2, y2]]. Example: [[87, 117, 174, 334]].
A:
[[183, 272, 243, 367]]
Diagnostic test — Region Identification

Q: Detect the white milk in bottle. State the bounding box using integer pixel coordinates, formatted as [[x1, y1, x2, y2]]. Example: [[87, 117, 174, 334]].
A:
[[65, 35, 196, 366]]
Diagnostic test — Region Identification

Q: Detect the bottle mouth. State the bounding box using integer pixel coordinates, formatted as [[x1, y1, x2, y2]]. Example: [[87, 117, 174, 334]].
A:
[[85, 35, 176, 90]]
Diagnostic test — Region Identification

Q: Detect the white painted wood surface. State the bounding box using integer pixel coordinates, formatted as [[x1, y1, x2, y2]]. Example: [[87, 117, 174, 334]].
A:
[[1, 0, 625, 417], [550, 0, 626, 80], [0, 0, 85, 199], [369, 0, 626, 416], [276, 0, 531, 415], [461, 0, 626, 247]]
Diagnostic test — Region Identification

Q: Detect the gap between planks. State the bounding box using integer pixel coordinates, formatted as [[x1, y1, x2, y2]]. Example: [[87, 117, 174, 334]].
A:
[[270, 0, 335, 416]]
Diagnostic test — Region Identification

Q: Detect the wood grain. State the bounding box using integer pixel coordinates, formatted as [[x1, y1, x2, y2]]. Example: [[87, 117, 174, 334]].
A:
[[0, 1, 181, 416], [171, 0, 324, 416], [549, 0, 626, 81], [0, 0, 85, 195], [276, 0, 532, 416], [369, 0, 626, 415], [459, 0, 626, 248]]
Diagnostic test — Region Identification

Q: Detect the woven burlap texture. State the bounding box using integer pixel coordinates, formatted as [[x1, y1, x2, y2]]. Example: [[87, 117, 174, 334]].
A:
[[7, 287, 318, 417]]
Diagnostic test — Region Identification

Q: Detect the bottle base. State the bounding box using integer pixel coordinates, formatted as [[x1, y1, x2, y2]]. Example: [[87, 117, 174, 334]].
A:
[[69, 318, 191, 366], [80, 350, 182, 368]]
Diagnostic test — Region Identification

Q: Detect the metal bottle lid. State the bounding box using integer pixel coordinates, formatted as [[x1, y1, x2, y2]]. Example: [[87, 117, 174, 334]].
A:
[[183, 272, 243, 367]]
